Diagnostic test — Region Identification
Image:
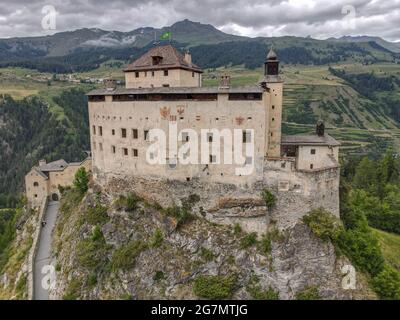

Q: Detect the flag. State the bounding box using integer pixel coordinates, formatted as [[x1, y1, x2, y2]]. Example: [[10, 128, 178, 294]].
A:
[[160, 31, 172, 40]]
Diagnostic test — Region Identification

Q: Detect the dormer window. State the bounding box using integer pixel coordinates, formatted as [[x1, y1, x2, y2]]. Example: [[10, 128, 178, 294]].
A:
[[152, 56, 163, 65]]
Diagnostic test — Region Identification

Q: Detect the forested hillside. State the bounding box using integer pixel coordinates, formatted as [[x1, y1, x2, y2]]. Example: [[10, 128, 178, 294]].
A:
[[0, 89, 89, 206]]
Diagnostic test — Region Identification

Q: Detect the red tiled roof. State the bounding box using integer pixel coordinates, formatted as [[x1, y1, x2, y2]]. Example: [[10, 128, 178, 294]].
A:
[[124, 44, 203, 73]]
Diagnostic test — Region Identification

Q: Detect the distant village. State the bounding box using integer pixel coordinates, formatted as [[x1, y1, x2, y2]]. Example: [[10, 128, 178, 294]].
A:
[[25, 73, 124, 85]]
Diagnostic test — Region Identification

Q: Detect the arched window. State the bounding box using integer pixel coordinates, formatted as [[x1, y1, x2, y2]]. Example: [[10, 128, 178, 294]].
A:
[[33, 182, 39, 187]]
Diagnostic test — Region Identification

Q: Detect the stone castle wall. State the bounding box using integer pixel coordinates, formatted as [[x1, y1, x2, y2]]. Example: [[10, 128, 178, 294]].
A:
[[93, 157, 340, 234]]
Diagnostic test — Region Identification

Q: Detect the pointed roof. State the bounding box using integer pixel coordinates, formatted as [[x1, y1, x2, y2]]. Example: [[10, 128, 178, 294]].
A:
[[266, 47, 277, 60], [124, 44, 203, 73]]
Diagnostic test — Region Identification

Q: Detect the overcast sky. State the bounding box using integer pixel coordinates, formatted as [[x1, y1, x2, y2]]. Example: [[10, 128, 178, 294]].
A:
[[0, 0, 399, 41]]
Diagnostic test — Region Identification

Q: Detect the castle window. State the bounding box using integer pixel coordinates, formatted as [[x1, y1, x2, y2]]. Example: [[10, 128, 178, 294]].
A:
[[34, 194, 38, 198], [133, 149, 138, 157], [33, 182, 39, 187], [163, 84, 170, 87], [209, 155, 217, 164], [132, 129, 138, 139], [152, 71, 155, 77], [164, 70, 169, 76], [192, 72, 195, 78], [186, 177, 191, 182], [112, 129, 115, 136], [196, 116, 201, 121], [242, 130, 252, 143], [207, 133, 213, 143], [144, 130, 149, 141], [112, 146, 116, 154], [182, 132, 190, 142], [152, 56, 162, 65], [281, 162, 286, 168], [135, 72, 139, 78], [123, 148, 128, 156], [272, 105, 275, 110], [272, 118, 275, 122], [310, 164, 314, 169], [121, 128, 127, 138], [271, 132, 273, 137], [92, 125, 96, 135], [99, 126, 103, 136], [311, 149, 316, 155]]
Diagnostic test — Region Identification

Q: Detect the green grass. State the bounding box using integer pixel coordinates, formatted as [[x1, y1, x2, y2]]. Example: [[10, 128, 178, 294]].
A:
[[373, 228, 400, 271]]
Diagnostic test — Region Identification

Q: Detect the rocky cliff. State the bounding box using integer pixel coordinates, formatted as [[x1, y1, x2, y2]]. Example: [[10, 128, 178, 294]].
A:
[[49, 183, 375, 300]]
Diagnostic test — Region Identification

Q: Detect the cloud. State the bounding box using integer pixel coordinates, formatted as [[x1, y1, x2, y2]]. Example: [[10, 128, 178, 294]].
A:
[[0, 0, 398, 41]]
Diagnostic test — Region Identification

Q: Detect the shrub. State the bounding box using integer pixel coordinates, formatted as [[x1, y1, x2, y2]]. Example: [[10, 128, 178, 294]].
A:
[[337, 228, 385, 277], [85, 204, 109, 226], [233, 223, 242, 236], [258, 228, 284, 256], [193, 274, 237, 299], [63, 278, 81, 300], [153, 271, 165, 282], [87, 273, 97, 287], [73, 167, 89, 195], [199, 247, 215, 262], [163, 205, 193, 227], [76, 227, 109, 271], [261, 189, 276, 210], [240, 232, 258, 249], [303, 208, 343, 242], [247, 274, 279, 300], [150, 229, 164, 248], [295, 286, 321, 300], [110, 240, 147, 271], [372, 265, 400, 300], [115, 193, 141, 212]]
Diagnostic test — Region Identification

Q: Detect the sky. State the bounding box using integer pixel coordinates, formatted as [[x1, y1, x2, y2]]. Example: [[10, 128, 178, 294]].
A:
[[0, 0, 399, 42]]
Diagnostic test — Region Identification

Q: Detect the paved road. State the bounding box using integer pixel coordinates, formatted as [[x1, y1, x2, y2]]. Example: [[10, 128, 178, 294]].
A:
[[34, 201, 59, 300]]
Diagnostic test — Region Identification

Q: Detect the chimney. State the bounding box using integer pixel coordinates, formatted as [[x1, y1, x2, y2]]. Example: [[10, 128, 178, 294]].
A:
[[316, 120, 325, 137], [39, 159, 46, 167], [104, 78, 117, 91], [219, 74, 230, 89], [184, 51, 192, 65]]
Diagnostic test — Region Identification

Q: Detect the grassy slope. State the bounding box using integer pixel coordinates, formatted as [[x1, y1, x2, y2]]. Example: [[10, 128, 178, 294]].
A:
[[372, 228, 400, 271]]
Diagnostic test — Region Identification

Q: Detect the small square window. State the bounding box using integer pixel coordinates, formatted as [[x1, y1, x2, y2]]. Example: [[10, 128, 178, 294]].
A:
[[209, 155, 217, 163], [121, 128, 127, 138], [132, 129, 138, 139], [135, 72, 139, 78], [310, 164, 314, 169], [311, 149, 316, 155], [152, 71, 155, 77], [123, 148, 128, 156], [164, 70, 169, 76]]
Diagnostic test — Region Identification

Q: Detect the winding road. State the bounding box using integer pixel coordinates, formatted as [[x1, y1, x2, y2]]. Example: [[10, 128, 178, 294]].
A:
[[33, 201, 59, 300]]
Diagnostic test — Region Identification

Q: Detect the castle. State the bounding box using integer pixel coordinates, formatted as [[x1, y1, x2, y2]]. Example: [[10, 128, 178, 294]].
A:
[[86, 44, 340, 231], [26, 44, 340, 232]]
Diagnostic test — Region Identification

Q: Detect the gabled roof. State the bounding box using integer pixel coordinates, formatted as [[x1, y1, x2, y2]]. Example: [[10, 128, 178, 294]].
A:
[[281, 134, 340, 147], [124, 44, 203, 73], [38, 159, 68, 172]]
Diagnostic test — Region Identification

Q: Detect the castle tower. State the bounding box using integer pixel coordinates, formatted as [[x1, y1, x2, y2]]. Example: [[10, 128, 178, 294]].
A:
[[263, 48, 283, 158]]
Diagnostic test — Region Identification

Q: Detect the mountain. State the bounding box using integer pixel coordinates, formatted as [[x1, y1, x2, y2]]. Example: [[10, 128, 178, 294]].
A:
[[329, 36, 400, 53]]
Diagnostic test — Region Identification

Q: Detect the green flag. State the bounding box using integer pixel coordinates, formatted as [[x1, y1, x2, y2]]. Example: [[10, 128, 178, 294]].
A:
[[160, 31, 172, 40]]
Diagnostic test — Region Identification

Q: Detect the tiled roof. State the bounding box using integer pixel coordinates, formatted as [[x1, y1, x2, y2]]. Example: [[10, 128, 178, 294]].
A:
[[124, 44, 203, 73], [38, 159, 68, 172], [87, 85, 263, 96], [281, 134, 340, 147]]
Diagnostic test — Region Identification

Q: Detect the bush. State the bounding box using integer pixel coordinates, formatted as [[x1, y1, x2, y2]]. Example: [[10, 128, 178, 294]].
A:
[[337, 228, 385, 277], [199, 247, 215, 262], [150, 229, 164, 248], [63, 278, 81, 300], [372, 265, 400, 300], [193, 274, 237, 299], [261, 189, 276, 210], [153, 271, 165, 282], [240, 232, 258, 249], [233, 223, 242, 236], [110, 240, 147, 271], [303, 209, 343, 242], [247, 274, 279, 300], [163, 205, 193, 227], [73, 167, 89, 195], [115, 193, 141, 212], [76, 227, 109, 271], [295, 286, 321, 300], [85, 204, 109, 226]]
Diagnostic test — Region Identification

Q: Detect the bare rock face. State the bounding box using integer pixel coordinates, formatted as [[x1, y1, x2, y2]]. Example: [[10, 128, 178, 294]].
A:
[[50, 190, 375, 300]]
